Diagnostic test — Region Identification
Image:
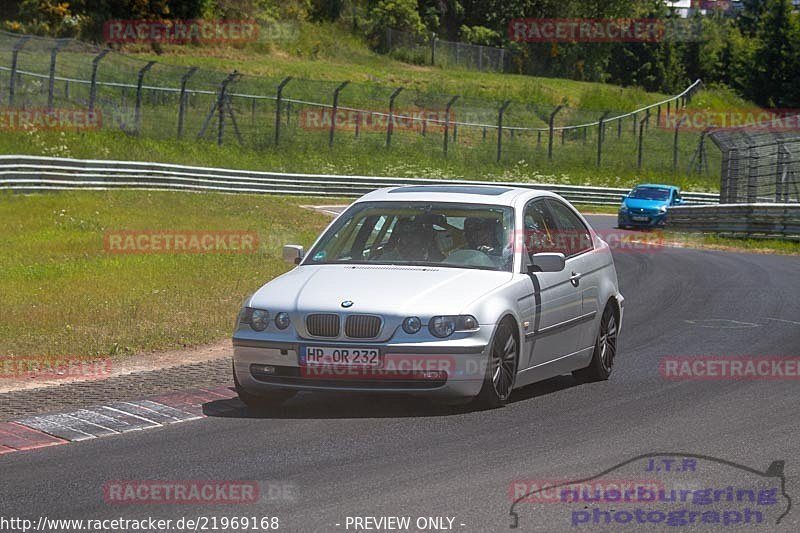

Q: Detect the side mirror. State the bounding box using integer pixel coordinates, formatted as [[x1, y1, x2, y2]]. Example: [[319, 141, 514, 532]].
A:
[[620, 195, 628, 203], [675, 197, 684, 205], [527, 252, 566, 273], [283, 244, 304, 265]]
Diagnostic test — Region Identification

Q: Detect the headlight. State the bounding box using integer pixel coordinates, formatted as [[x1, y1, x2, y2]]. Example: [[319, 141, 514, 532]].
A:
[[240, 307, 269, 331], [619, 205, 629, 214], [658, 206, 668, 214], [429, 315, 479, 338], [274, 312, 291, 330], [402, 316, 422, 334]]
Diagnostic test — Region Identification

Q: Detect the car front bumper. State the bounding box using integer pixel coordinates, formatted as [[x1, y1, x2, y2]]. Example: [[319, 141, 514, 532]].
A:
[[618, 212, 667, 228], [232, 328, 496, 399]]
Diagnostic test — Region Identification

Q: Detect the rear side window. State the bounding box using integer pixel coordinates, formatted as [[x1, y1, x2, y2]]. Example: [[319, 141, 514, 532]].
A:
[[545, 199, 593, 257]]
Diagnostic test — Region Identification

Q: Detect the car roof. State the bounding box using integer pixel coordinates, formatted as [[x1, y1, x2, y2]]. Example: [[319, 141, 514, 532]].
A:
[[633, 184, 680, 191], [356, 184, 560, 206]]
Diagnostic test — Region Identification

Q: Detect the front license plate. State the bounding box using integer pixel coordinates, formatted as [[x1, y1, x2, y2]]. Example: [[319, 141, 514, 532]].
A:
[[300, 346, 382, 367], [632, 215, 649, 222]]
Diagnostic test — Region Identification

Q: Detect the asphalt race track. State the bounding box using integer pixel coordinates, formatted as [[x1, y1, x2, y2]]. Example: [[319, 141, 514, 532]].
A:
[[1, 215, 799, 532]]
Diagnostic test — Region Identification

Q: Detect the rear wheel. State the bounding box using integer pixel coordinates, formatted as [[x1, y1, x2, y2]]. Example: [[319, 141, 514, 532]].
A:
[[233, 363, 296, 408], [475, 319, 518, 409], [573, 305, 617, 383]]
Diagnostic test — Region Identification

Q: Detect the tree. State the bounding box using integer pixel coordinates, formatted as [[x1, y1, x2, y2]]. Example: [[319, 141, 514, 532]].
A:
[[369, 0, 425, 36], [751, 0, 795, 107]]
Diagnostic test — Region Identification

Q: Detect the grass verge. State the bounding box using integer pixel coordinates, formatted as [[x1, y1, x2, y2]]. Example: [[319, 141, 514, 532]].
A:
[[0, 190, 330, 359]]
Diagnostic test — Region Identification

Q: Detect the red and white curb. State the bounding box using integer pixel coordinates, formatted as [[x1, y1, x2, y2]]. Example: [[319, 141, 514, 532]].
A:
[[0, 386, 239, 455]]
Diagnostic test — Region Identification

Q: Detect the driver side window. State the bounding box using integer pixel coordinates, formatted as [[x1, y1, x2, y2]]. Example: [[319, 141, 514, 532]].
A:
[[545, 199, 593, 257], [523, 200, 558, 256]]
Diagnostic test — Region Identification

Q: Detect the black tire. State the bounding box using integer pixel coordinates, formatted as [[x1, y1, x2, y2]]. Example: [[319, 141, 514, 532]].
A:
[[474, 318, 518, 409], [233, 363, 296, 408], [573, 305, 618, 383]]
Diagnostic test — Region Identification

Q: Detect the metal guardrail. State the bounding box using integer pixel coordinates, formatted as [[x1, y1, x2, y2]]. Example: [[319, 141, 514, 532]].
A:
[[667, 204, 800, 240], [0, 155, 720, 206]]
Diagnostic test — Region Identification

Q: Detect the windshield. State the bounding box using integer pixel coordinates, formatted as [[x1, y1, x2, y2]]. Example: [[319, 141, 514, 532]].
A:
[[629, 187, 671, 201], [306, 202, 515, 272]]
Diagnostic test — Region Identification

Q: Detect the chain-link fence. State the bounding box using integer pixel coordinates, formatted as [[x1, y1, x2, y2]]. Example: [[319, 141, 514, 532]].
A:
[[709, 129, 800, 203], [0, 29, 709, 177], [383, 28, 506, 73]]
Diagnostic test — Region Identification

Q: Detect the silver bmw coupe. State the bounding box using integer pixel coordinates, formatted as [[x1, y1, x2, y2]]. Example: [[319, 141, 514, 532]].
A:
[[233, 184, 624, 408]]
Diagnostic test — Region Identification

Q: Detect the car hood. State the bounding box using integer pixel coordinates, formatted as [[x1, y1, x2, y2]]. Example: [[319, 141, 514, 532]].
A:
[[623, 198, 668, 211], [248, 264, 514, 317]]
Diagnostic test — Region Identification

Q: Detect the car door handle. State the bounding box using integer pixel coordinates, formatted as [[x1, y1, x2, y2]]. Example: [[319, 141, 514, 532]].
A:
[[569, 272, 582, 287]]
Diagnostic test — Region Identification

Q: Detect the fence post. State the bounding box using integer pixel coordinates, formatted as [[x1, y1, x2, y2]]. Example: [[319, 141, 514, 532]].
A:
[[547, 105, 564, 162], [720, 149, 734, 203], [274, 76, 292, 146], [430, 33, 437, 65], [443, 95, 459, 157], [328, 81, 349, 148], [637, 111, 649, 169], [596, 111, 610, 167], [8, 35, 30, 107], [656, 104, 661, 128], [47, 39, 68, 110], [632, 112, 637, 137], [775, 141, 785, 202], [88, 49, 109, 113], [134, 61, 156, 135], [386, 87, 403, 148], [497, 100, 511, 163], [747, 146, 759, 203], [672, 115, 686, 172], [617, 117, 622, 139], [177, 66, 198, 138], [216, 71, 239, 146]]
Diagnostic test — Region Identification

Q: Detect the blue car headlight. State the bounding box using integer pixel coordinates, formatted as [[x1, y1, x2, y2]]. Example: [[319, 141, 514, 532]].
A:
[[658, 206, 668, 214], [619, 205, 629, 215]]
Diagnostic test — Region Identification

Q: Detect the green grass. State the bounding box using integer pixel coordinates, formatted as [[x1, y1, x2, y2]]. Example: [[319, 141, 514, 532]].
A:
[[2, 21, 745, 193], [0, 126, 720, 193], [665, 232, 800, 255], [123, 21, 668, 111], [0, 191, 330, 359]]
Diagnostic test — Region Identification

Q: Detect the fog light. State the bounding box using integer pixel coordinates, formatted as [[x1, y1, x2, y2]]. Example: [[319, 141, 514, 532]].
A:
[[253, 364, 276, 375]]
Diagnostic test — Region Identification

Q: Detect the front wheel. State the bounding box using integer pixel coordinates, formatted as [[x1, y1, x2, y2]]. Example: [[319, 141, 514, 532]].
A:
[[474, 319, 518, 409], [573, 305, 618, 383]]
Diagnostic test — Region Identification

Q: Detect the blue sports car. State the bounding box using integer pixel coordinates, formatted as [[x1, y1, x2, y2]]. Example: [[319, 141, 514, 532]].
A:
[[617, 184, 684, 229]]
